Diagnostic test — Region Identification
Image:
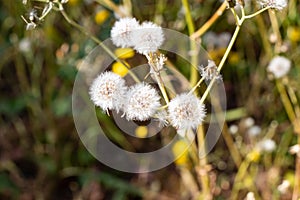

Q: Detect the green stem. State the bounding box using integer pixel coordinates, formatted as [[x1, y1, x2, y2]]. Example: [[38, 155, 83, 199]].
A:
[[59, 7, 140, 83], [153, 71, 170, 104], [244, 6, 270, 19], [181, 0, 198, 86], [199, 24, 241, 104], [268, 9, 282, 53], [189, 77, 204, 95], [196, 125, 212, 200], [276, 79, 296, 122]]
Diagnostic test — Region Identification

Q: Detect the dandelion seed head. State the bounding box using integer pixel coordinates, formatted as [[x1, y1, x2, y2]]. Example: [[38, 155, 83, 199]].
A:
[[247, 125, 261, 137], [229, 124, 239, 135], [200, 60, 222, 81], [111, 17, 140, 48], [259, 0, 287, 10], [168, 93, 206, 130], [132, 22, 164, 55], [245, 192, 255, 200], [244, 117, 255, 128], [289, 144, 300, 155], [258, 139, 276, 152], [125, 83, 161, 121], [89, 71, 127, 112], [267, 56, 291, 78], [277, 180, 290, 194]]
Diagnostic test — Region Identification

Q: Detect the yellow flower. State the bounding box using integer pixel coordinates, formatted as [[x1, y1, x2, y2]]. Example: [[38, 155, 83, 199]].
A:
[[135, 126, 148, 138], [287, 26, 300, 43], [172, 140, 189, 165], [112, 61, 129, 77], [114, 48, 135, 59], [247, 149, 260, 162], [94, 10, 110, 25]]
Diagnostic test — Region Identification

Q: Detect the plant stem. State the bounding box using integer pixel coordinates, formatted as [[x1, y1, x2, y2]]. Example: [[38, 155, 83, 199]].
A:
[[244, 6, 270, 19], [230, 156, 252, 199], [196, 125, 212, 200], [181, 0, 198, 86], [268, 9, 282, 53], [199, 24, 241, 104], [59, 7, 140, 83], [94, 0, 126, 17], [190, 1, 227, 39], [283, 78, 300, 200], [275, 79, 296, 122], [153, 71, 170, 104]]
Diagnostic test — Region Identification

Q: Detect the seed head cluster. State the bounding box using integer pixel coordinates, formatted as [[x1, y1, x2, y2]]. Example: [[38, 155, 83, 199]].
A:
[[89, 72, 206, 130]]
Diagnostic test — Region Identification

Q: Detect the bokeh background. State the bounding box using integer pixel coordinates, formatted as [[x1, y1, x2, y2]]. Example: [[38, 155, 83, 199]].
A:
[[1, 0, 300, 199]]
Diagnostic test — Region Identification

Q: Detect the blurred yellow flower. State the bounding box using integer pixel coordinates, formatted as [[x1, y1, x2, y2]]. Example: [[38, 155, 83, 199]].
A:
[[247, 149, 260, 162], [229, 52, 240, 65], [208, 48, 226, 65], [284, 171, 295, 187], [172, 140, 189, 165], [112, 61, 129, 77], [287, 26, 300, 43], [115, 48, 135, 59], [135, 126, 148, 138], [94, 10, 110, 25]]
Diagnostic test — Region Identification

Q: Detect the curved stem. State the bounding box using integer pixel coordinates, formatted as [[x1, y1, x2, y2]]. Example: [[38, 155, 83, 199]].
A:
[[244, 6, 270, 19], [190, 1, 227, 39], [199, 24, 241, 104], [59, 8, 140, 83]]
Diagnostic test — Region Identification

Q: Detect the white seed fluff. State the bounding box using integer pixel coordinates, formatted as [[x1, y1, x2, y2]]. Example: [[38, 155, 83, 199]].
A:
[[111, 17, 140, 48], [125, 83, 161, 121], [89, 71, 127, 112], [258, 139, 277, 152], [168, 93, 206, 130], [247, 125, 262, 137], [259, 0, 287, 10], [267, 56, 291, 78], [200, 60, 222, 81], [132, 22, 164, 55]]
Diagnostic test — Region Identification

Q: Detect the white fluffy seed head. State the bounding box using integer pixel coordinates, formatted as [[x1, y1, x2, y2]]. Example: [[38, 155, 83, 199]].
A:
[[89, 71, 127, 112], [111, 17, 140, 48], [259, 0, 287, 10], [267, 56, 291, 78], [132, 22, 165, 55], [168, 93, 206, 130], [247, 125, 262, 137], [258, 139, 277, 152], [125, 83, 161, 121]]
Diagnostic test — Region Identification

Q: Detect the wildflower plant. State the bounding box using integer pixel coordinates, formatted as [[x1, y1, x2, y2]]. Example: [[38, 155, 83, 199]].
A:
[[16, 0, 300, 199]]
